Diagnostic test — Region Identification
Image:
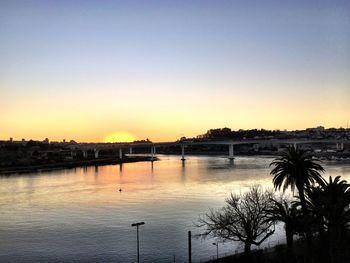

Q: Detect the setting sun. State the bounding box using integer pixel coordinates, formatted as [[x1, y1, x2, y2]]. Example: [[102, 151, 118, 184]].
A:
[[103, 132, 136, 143]]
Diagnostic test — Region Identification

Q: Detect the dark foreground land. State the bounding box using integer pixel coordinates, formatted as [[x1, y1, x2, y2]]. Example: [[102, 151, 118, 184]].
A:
[[207, 235, 350, 263]]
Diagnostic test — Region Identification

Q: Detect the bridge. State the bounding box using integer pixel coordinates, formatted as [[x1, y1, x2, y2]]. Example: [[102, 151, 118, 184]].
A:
[[70, 139, 349, 161]]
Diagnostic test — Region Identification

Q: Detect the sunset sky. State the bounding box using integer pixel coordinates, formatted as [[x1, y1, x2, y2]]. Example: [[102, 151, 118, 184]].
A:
[[1, 0, 349, 142]]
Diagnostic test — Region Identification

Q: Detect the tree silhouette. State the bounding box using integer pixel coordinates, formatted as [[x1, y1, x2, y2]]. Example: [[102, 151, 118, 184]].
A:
[[266, 198, 299, 251], [197, 186, 275, 255], [304, 185, 327, 236], [270, 146, 324, 216], [307, 176, 350, 262], [270, 146, 324, 251]]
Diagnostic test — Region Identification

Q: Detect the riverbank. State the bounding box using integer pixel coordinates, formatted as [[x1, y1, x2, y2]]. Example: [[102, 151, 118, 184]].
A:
[[206, 234, 350, 263], [0, 156, 158, 175]]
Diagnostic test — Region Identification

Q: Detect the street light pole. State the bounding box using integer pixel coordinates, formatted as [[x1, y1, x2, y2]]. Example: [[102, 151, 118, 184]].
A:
[[131, 222, 145, 263], [188, 231, 192, 263], [212, 242, 219, 259]]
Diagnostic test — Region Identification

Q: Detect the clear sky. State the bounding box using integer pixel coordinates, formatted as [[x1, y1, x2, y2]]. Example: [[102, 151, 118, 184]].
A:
[[1, 0, 349, 142]]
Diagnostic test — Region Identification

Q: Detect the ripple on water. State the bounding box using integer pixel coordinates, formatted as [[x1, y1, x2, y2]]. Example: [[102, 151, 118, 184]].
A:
[[0, 155, 349, 262]]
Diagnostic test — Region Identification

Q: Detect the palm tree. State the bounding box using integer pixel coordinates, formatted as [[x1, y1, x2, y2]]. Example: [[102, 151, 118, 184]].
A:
[[270, 146, 324, 251], [304, 185, 327, 236], [307, 176, 350, 263], [266, 198, 299, 250], [318, 176, 350, 231], [270, 146, 324, 217]]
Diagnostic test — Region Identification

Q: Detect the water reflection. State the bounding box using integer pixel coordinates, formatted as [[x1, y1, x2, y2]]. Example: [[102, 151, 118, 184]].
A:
[[0, 155, 349, 262], [119, 163, 123, 176], [229, 158, 234, 167]]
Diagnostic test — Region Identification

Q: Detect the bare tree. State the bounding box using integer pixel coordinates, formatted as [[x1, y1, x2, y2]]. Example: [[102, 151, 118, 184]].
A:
[[197, 186, 275, 255]]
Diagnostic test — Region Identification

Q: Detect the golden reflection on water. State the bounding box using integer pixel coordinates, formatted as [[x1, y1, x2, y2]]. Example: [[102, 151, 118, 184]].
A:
[[0, 155, 349, 262]]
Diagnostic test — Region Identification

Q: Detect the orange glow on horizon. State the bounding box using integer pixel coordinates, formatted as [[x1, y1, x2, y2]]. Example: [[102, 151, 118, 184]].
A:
[[103, 132, 137, 143]]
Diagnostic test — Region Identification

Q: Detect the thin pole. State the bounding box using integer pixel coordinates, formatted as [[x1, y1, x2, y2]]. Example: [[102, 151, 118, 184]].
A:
[[132, 222, 144, 263], [213, 242, 219, 259], [137, 225, 140, 263], [181, 145, 186, 161], [188, 231, 192, 263]]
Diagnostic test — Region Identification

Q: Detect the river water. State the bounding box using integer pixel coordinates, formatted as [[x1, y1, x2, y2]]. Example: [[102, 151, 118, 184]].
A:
[[1, 155, 350, 262]]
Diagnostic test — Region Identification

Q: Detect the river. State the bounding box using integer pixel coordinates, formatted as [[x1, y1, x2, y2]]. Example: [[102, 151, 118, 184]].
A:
[[1, 155, 349, 262]]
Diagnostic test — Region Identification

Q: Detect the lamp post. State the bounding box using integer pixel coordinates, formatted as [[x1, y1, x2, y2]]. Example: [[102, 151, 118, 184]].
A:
[[131, 222, 145, 263], [212, 242, 219, 259]]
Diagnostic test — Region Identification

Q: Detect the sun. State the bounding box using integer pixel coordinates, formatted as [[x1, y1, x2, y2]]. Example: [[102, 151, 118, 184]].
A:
[[103, 132, 137, 143]]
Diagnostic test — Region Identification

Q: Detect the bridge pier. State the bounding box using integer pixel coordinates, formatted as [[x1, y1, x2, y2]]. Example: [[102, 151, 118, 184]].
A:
[[228, 144, 234, 160], [119, 148, 123, 160], [151, 146, 156, 161], [94, 149, 99, 159], [336, 143, 344, 151], [253, 144, 259, 152], [181, 144, 186, 161]]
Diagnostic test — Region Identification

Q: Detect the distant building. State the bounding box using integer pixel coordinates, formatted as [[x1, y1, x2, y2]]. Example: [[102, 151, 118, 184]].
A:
[[306, 126, 325, 132]]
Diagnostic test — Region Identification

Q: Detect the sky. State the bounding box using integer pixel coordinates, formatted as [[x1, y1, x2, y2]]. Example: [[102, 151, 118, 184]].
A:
[[1, 0, 349, 142]]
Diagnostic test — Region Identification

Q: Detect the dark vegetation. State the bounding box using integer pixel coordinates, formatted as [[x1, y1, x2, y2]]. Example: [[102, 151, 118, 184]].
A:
[[199, 147, 350, 262], [189, 127, 350, 141]]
